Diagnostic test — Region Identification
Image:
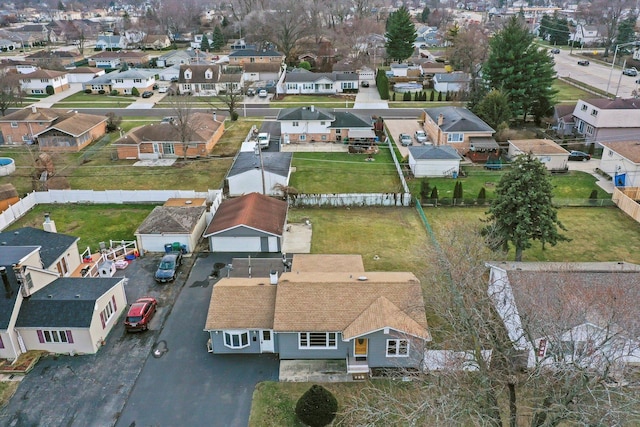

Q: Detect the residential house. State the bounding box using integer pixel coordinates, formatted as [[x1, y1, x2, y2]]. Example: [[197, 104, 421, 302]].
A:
[[487, 261, 640, 371], [0, 59, 39, 75], [0, 29, 38, 49], [414, 25, 440, 47], [19, 69, 70, 95], [358, 66, 375, 83], [390, 63, 409, 77], [571, 98, 640, 144], [570, 24, 603, 46], [0, 106, 105, 147], [113, 112, 225, 159], [242, 62, 282, 83], [552, 104, 576, 137], [142, 34, 171, 50], [65, 67, 106, 83], [598, 141, 640, 187], [82, 69, 156, 95], [33, 112, 107, 152], [88, 51, 150, 68], [156, 50, 198, 68], [24, 49, 84, 67], [277, 106, 374, 143], [507, 139, 569, 171], [202, 192, 288, 252], [420, 62, 447, 77], [204, 254, 430, 376], [9, 25, 49, 45], [95, 34, 127, 50], [282, 70, 359, 95], [0, 38, 19, 51], [177, 64, 220, 96], [408, 145, 462, 178], [226, 152, 293, 197], [421, 106, 496, 155], [228, 48, 285, 66], [134, 198, 208, 253], [433, 72, 471, 93], [0, 225, 126, 361]]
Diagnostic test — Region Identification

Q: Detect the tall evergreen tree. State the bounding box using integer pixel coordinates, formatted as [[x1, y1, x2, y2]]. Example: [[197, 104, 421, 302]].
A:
[[473, 88, 512, 131], [482, 16, 557, 123], [548, 13, 570, 46], [420, 6, 430, 24], [616, 15, 638, 53], [385, 6, 417, 62], [200, 34, 210, 51], [212, 26, 225, 51], [484, 154, 569, 261], [538, 14, 552, 41]]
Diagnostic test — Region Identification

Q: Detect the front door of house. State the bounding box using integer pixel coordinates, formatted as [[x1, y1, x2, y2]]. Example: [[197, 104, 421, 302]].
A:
[[260, 330, 274, 353], [355, 338, 368, 361]]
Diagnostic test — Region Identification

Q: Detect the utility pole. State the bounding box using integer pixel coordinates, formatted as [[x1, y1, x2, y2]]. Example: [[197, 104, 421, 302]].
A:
[[254, 141, 266, 195]]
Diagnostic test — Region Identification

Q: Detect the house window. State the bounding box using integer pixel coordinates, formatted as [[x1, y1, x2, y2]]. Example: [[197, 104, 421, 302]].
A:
[[577, 120, 585, 133], [320, 121, 325, 125], [321, 135, 327, 140], [581, 104, 587, 111], [24, 273, 33, 290], [56, 257, 68, 276], [223, 331, 250, 349], [23, 79, 31, 83], [447, 133, 464, 143], [287, 83, 297, 90], [99, 298, 116, 329], [299, 134, 306, 141], [185, 71, 192, 79], [586, 125, 594, 135], [303, 83, 313, 90], [386, 339, 409, 357], [591, 109, 598, 116], [292, 121, 299, 127], [298, 332, 337, 349], [133, 79, 142, 83], [184, 84, 192, 90], [38, 329, 73, 344], [40, 78, 49, 83], [10, 122, 18, 128], [162, 143, 175, 155], [205, 71, 213, 79], [32, 89, 44, 94], [115, 79, 123, 83]]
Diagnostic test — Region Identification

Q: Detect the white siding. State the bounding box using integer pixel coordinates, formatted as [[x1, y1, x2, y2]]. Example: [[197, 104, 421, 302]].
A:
[[408, 156, 460, 178], [210, 236, 262, 252], [599, 148, 640, 187], [227, 170, 288, 197], [137, 234, 190, 253]]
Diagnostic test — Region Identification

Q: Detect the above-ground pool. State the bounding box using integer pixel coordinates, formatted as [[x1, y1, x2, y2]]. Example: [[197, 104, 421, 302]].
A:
[[0, 158, 16, 176], [394, 83, 424, 93]]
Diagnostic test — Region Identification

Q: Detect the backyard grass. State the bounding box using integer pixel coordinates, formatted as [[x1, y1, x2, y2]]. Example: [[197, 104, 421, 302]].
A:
[[553, 79, 596, 102], [407, 168, 609, 201], [425, 206, 640, 263], [6, 203, 157, 251], [0, 118, 257, 193], [289, 147, 402, 193]]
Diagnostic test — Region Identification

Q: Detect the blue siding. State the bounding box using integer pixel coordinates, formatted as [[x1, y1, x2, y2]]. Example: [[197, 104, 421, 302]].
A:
[[362, 330, 425, 368], [209, 330, 263, 354]]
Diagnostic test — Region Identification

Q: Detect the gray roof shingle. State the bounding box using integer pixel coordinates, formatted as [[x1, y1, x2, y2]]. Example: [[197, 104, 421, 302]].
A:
[[409, 145, 461, 160], [228, 152, 292, 178], [0, 227, 78, 268]]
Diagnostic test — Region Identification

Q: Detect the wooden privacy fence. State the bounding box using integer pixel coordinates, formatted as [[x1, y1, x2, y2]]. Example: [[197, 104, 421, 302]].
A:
[[612, 187, 640, 223]]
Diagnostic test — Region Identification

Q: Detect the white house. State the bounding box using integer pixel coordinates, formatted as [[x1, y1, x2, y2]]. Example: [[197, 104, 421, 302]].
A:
[[507, 139, 569, 171], [19, 69, 70, 95], [571, 98, 640, 144], [277, 106, 374, 143], [226, 152, 293, 197], [486, 261, 640, 372], [598, 141, 640, 187], [433, 72, 470, 93], [408, 145, 461, 178], [95, 34, 127, 50], [570, 24, 603, 46], [65, 67, 106, 83], [283, 69, 359, 95], [83, 69, 156, 95]]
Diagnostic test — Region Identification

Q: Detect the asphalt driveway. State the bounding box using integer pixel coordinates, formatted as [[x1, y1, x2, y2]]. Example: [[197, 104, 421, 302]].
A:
[[115, 252, 279, 427], [0, 253, 187, 427]]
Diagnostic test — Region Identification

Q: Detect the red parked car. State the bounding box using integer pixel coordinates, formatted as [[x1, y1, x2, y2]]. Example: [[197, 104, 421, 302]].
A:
[[124, 297, 157, 332]]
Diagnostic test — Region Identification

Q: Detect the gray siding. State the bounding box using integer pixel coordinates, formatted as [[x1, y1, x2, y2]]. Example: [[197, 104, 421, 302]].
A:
[[209, 330, 263, 354], [363, 330, 425, 369], [278, 332, 350, 360]]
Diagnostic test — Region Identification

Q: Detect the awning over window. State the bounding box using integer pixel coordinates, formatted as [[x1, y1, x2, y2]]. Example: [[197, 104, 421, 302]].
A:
[[469, 137, 499, 151], [348, 129, 376, 139]]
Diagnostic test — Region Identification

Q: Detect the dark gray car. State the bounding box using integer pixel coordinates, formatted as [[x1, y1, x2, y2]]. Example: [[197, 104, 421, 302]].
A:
[[155, 252, 182, 283]]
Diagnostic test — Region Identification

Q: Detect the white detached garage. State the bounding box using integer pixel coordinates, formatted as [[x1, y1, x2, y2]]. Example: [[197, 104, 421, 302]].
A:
[[408, 145, 462, 178], [203, 192, 288, 253]]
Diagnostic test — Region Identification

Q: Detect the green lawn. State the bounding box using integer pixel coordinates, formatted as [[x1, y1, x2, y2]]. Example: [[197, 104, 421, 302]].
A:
[[6, 204, 156, 251], [407, 167, 609, 201], [289, 148, 402, 193], [553, 79, 598, 102], [52, 92, 136, 108], [425, 206, 640, 263]]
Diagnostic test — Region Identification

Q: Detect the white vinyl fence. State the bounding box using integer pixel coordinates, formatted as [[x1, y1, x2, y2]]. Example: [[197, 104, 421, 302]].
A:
[[290, 192, 411, 207], [0, 189, 222, 232]]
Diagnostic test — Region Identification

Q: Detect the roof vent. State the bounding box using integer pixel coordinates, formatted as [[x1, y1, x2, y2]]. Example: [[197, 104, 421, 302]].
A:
[[75, 294, 80, 298], [185, 200, 192, 204], [48, 295, 53, 298], [357, 276, 368, 281]]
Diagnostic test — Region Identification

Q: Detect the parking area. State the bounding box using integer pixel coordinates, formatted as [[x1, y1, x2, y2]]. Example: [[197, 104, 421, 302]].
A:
[[0, 253, 192, 426], [384, 119, 429, 157]]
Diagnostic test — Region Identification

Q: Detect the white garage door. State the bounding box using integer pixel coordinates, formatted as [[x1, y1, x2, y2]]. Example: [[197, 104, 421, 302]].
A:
[[212, 236, 261, 252]]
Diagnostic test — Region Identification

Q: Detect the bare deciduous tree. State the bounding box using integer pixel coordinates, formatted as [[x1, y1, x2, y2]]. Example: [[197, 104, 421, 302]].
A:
[[167, 96, 195, 160]]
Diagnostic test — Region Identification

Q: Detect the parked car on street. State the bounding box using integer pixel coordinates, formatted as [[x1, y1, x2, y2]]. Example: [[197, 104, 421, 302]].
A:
[[399, 133, 412, 146], [158, 86, 168, 93], [550, 48, 560, 54], [577, 60, 590, 66], [141, 91, 153, 98], [623, 67, 638, 76], [258, 89, 268, 98], [154, 252, 182, 283], [124, 297, 157, 332], [414, 130, 428, 143], [246, 88, 255, 96], [568, 150, 591, 161]]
